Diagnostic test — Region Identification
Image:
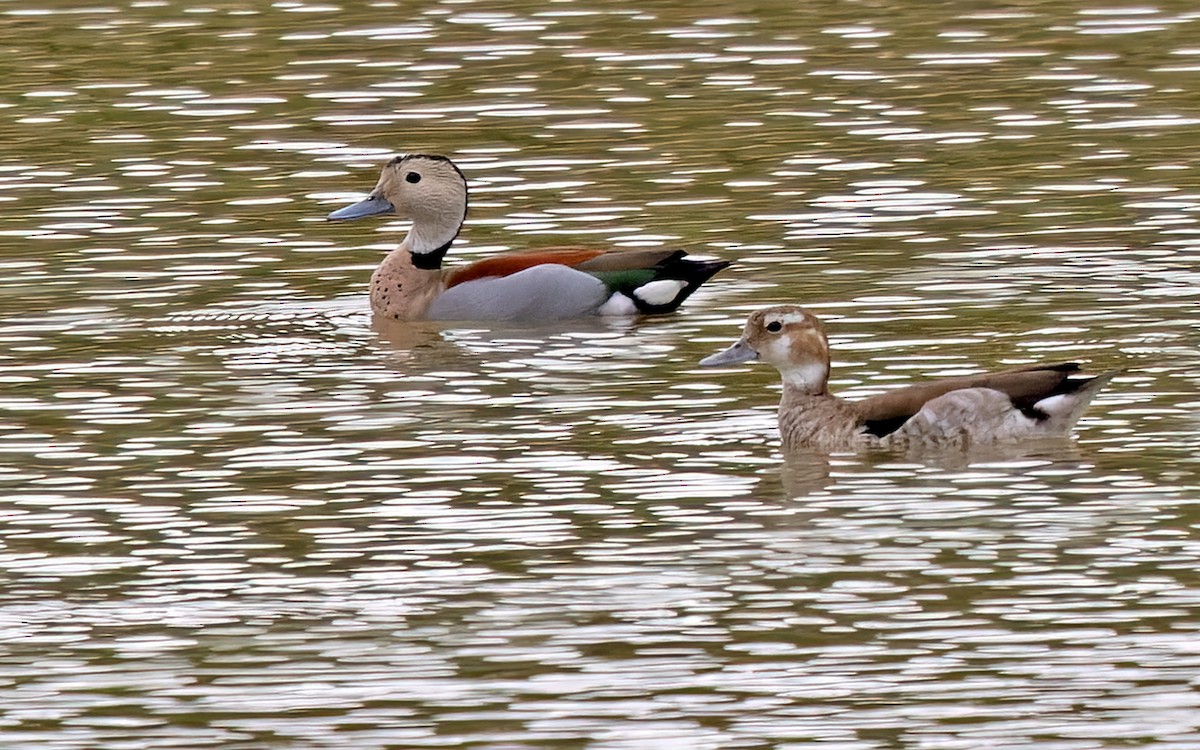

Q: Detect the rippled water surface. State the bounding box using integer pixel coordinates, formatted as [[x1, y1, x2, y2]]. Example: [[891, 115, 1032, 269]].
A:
[[1, 1, 1199, 748]]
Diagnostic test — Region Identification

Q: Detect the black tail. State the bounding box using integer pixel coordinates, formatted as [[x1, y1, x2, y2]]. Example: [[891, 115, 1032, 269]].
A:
[[1018, 370, 1120, 426], [631, 252, 732, 314]]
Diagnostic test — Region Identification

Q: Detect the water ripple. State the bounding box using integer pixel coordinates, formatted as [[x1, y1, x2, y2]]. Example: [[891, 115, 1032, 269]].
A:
[[0, 1, 1197, 747]]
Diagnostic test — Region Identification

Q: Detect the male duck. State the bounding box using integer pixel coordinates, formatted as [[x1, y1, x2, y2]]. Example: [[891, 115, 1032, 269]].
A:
[[700, 305, 1118, 451], [327, 154, 730, 321]]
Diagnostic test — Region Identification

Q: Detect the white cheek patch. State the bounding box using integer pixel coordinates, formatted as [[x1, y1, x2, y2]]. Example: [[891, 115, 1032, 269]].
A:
[[760, 326, 827, 391], [762, 335, 794, 363]]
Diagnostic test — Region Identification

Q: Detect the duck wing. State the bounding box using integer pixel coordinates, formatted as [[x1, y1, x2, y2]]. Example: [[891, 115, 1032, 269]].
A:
[[854, 363, 1085, 438], [443, 248, 730, 317]]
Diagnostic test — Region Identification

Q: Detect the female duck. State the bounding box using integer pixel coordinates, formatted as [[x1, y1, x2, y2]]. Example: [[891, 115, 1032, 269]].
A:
[[328, 154, 729, 321], [700, 305, 1117, 451]]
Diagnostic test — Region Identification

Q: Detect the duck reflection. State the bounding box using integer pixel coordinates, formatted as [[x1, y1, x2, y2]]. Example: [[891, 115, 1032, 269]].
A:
[[779, 436, 1094, 499]]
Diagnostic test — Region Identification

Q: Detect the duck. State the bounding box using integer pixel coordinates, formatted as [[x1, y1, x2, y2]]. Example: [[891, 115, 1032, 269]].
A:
[[326, 153, 730, 321], [699, 305, 1118, 452]]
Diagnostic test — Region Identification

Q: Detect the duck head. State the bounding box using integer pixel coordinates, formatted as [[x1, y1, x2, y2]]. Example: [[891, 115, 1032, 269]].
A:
[[328, 153, 468, 266], [700, 305, 832, 395]]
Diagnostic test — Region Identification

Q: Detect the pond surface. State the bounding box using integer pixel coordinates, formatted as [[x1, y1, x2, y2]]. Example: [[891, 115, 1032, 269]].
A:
[[1, 1, 1199, 748]]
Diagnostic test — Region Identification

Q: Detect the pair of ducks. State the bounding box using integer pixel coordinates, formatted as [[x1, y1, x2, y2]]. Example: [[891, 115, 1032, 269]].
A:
[[328, 153, 1117, 452]]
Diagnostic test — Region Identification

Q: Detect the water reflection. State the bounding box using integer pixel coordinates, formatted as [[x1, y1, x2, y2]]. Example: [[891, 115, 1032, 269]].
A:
[[0, 0, 1198, 747]]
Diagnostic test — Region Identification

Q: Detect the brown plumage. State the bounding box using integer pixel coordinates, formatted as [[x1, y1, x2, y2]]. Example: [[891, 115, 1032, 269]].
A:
[[700, 305, 1118, 452]]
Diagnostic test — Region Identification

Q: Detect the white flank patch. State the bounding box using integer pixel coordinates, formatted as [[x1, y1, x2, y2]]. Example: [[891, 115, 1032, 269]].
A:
[[1032, 393, 1070, 417], [598, 292, 638, 316], [632, 279, 686, 306]]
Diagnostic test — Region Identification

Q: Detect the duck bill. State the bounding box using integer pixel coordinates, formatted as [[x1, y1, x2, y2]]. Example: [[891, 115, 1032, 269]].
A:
[[699, 339, 759, 367], [327, 194, 395, 221]]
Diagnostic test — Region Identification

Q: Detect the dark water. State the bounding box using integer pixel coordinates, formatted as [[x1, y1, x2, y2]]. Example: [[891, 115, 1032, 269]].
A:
[[0, 1, 1198, 747]]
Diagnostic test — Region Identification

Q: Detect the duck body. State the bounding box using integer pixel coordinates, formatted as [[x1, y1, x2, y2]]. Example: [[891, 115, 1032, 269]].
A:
[[700, 305, 1117, 452], [328, 154, 729, 322]]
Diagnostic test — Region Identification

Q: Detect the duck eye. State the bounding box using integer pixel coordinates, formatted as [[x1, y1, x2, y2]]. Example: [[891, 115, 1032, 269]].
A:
[[405, 171, 421, 184], [766, 320, 783, 333]]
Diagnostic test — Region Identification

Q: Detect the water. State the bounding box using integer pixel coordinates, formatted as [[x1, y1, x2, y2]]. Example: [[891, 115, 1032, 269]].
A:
[[1, 1, 1198, 747]]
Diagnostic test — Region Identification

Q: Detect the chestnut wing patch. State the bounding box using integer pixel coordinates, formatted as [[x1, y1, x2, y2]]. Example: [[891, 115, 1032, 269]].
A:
[[444, 249, 606, 288]]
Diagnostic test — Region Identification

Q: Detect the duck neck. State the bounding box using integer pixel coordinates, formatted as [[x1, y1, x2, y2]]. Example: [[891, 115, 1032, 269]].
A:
[[780, 382, 834, 410], [778, 386, 861, 451], [779, 362, 829, 398], [370, 243, 446, 320], [406, 210, 463, 271]]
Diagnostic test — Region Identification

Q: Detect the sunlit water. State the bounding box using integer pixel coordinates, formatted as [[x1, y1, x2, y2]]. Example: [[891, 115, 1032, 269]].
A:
[[0, 1, 1198, 748]]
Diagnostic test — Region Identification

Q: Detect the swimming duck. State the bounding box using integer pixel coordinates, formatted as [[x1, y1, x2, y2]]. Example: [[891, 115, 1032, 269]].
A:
[[699, 305, 1118, 451], [327, 154, 730, 321]]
